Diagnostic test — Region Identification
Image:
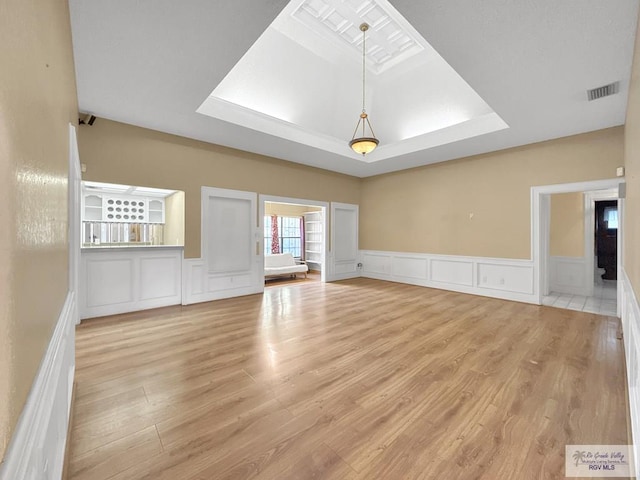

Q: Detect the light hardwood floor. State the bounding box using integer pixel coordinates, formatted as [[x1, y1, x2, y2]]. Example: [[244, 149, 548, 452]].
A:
[[68, 278, 629, 480], [264, 270, 321, 288]]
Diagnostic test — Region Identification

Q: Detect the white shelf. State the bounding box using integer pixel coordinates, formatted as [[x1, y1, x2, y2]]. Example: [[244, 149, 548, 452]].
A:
[[83, 192, 165, 224], [304, 211, 323, 272], [148, 199, 164, 224], [104, 197, 147, 222]]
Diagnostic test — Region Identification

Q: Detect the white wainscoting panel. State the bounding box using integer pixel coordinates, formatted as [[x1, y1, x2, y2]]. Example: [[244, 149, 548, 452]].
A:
[[363, 252, 391, 276], [80, 247, 183, 319], [139, 256, 181, 300], [0, 292, 76, 480], [477, 262, 534, 294], [549, 256, 589, 296], [189, 262, 205, 296], [621, 270, 640, 476], [182, 258, 263, 305], [208, 273, 252, 291], [333, 260, 359, 276], [86, 258, 134, 306], [361, 250, 537, 304], [430, 258, 473, 287], [393, 256, 428, 280]]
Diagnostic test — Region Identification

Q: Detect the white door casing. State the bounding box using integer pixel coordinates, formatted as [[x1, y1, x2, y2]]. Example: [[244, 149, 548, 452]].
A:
[[330, 202, 359, 281], [69, 124, 81, 324], [532, 178, 624, 309], [259, 195, 329, 283], [540, 194, 551, 297]]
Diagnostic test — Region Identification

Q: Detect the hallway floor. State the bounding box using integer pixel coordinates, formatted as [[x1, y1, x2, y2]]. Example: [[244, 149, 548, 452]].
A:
[[543, 280, 617, 316]]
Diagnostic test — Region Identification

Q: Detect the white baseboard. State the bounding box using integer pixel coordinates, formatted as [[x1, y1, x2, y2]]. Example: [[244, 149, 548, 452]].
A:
[[621, 269, 640, 475], [360, 250, 537, 304], [0, 291, 76, 480], [549, 256, 589, 296]]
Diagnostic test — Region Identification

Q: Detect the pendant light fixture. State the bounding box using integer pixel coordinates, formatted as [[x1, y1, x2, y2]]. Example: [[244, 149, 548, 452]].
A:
[[349, 23, 379, 156]]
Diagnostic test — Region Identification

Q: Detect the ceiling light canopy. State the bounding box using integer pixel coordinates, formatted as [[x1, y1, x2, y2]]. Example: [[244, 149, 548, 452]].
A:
[[349, 23, 378, 156]]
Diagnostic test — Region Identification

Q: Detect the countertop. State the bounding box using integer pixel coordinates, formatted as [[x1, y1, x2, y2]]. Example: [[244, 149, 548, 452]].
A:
[[81, 244, 184, 252]]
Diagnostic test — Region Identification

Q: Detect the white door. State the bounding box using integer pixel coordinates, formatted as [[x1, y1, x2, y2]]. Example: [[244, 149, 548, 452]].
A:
[[330, 202, 359, 281], [202, 187, 263, 299]]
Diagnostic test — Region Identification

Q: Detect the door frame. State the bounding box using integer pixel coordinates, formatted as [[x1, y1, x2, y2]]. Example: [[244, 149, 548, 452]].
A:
[[68, 124, 81, 325], [259, 195, 329, 283], [532, 178, 624, 313], [584, 189, 619, 298]]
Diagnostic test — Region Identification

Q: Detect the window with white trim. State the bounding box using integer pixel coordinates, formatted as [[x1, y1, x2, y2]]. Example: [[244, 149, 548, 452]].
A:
[[264, 215, 302, 257]]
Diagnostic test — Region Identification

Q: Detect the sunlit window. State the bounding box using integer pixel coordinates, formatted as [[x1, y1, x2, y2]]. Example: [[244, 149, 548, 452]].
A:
[[264, 216, 302, 257], [604, 206, 618, 229]]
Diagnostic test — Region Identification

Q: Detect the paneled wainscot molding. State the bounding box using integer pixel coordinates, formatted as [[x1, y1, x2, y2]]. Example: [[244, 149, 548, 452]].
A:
[[182, 258, 263, 306], [80, 247, 183, 319], [360, 250, 536, 304], [549, 256, 589, 297], [621, 269, 640, 476], [0, 292, 76, 480]]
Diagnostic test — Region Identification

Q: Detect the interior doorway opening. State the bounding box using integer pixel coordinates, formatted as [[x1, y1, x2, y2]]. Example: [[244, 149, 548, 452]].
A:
[[537, 183, 621, 316], [594, 199, 618, 282], [259, 196, 329, 286]]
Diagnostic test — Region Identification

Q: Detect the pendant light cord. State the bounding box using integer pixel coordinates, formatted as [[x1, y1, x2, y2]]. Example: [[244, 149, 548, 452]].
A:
[[362, 25, 366, 115], [349, 22, 378, 152]]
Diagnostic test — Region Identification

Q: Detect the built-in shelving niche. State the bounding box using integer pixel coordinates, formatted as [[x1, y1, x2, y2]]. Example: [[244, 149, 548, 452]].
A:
[[81, 181, 184, 247]]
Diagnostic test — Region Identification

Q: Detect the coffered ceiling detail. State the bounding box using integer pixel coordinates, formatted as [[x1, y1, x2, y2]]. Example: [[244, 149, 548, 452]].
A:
[[292, 0, 423, 73]]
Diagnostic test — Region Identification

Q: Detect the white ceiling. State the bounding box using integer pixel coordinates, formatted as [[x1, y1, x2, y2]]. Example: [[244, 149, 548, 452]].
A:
[[69, 0, 640, 178], [197, 0, 508, 164]]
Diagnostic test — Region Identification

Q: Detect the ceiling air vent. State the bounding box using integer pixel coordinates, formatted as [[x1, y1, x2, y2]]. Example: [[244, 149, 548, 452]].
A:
[[587, 82, 619, 101]]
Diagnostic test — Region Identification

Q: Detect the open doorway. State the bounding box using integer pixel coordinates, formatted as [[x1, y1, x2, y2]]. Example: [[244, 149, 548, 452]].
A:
[[259, 195, 329, 287], [594, 200, 618, 282], [541, 186, 620, 316], [585, 190, 620, 314]]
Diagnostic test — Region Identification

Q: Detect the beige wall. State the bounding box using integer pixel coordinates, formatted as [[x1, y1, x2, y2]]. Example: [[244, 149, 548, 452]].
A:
[[361, 127, 623, 259], [164, 191, 185, 246], [79, 119, 361, 258], [265, 202, 321, 217], [80, 121, 624, 262], [0, 0, 78, 460], [550, 192, 584, 257], [624, 9, 640, 298]]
